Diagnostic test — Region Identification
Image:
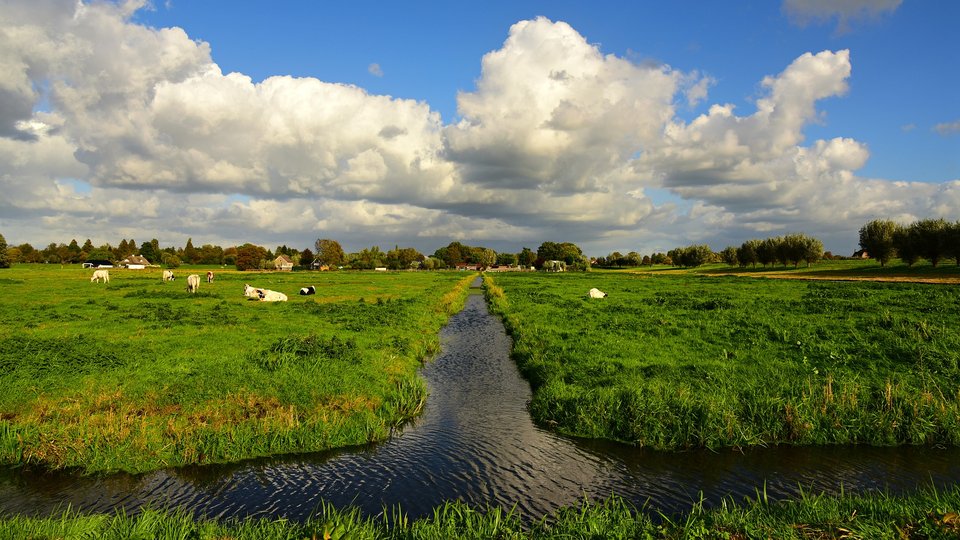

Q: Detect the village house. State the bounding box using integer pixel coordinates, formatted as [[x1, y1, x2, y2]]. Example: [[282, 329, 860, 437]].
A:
[[274, 254, 294, 271], [119, 254, 151, 269]]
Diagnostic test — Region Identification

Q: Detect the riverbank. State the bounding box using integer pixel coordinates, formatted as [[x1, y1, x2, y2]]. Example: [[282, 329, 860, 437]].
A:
[[485, 272, 960, 449], [2, 483, 957, 538], [0, 265, 475, 473]]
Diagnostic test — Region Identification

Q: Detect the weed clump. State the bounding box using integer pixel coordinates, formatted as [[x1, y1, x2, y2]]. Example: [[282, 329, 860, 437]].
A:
[[250, 335, 361, 371]]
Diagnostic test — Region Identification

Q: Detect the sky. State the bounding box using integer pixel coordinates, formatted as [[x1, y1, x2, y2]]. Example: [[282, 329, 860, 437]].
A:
[[1, 0, 958, 257]]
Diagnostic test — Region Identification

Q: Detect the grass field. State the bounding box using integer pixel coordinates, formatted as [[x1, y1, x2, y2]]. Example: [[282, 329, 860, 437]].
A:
[[645, 258, 960, 284], [485, 270, 960, 449], [0, 265, 474, 473], [2, 483, 957, 539]]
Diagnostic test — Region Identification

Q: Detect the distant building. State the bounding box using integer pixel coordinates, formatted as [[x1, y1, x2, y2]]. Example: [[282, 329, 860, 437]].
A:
[[82, 259, 114, 269], [852, 250, 870, 259], [274, 254, 294, 271], [119, 254, 151, 269]]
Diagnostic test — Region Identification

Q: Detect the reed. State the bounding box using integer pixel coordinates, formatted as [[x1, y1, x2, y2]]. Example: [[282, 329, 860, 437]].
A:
[[2, 484, 957, 538]]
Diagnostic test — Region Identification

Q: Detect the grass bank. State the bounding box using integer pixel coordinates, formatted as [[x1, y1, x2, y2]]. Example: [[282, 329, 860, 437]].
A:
[[0, 265, 475, 473], [641, 258, 960, 284], [485, 272, 960, 449], [1, 484, 957, 538]]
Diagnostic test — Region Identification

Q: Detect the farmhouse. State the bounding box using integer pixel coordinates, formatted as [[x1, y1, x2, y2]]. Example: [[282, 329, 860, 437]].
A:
[[120, 255, 151, 269], [309, 258, 330, 271], [274, 254, 294, 271]]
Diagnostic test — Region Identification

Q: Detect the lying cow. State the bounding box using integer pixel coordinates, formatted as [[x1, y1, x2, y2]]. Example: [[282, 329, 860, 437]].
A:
[[299, 286, 316, 295], [162, 270, 175, 282], [186, 274, 200, 293], [588, 288, 607, 298], [244, 283, 288, 302], [90, 269, 110, 283]]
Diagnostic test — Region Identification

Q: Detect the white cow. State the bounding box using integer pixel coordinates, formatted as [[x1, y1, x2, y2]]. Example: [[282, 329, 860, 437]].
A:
[[243, 284, 287, 302], [588, 288, 607, 298], [186, 274, 200, 293], [162, 270, 175, 282], [90, 269, 110, 283]]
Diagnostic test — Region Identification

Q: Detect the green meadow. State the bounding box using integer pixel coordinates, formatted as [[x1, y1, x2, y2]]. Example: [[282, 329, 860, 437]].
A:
[[0, 265, 474, 473], [485, 271, 960, 448]]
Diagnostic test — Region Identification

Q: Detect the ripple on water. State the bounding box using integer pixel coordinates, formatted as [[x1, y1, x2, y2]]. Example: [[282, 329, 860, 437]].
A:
[[1, 293, 959, 522]]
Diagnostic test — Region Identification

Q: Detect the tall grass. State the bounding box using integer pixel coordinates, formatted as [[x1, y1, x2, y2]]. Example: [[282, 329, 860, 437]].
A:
[[0, 265, 475, 473], [2, 484, 957, 538], [486, 272, 960, 449]]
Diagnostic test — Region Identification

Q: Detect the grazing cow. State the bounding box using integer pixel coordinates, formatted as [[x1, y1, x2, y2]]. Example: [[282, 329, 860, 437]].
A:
[[588, 288, 607, 298], [243, 283, 288, 302], [206, 271, 214, 283], [186, 274, 200, 293], [90, 269, 110, 283], [299, 286, 316, 295], [162, 270, 175, 282]]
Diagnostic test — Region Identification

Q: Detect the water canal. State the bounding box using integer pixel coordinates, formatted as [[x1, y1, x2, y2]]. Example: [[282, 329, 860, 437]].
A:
[[1, 279, 958, 522]]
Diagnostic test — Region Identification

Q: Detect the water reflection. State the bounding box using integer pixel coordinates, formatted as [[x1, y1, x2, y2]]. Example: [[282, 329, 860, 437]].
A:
[[1, 283, 958, 522]]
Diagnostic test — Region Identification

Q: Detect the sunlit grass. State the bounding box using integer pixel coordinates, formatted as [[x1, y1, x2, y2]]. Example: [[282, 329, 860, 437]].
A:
[[2, 484, 957, 538], [485, 272, 960, 449], [0, 265, 474, 473]]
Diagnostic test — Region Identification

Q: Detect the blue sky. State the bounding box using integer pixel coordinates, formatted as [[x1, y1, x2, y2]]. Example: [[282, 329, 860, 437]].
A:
[[1, 0, 958, 256], [135, 1, 958, 182]]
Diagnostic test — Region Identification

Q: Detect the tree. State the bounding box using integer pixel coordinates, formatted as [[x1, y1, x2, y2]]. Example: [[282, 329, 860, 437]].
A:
[[912, 218, 949, 267], [300, 248, 314, 268], [893, 226, 920, 266], [800, 235, 824, 267], [737, 240, 760, 268], [235, 243, 267, 271], [496, 252, 517, 266], [435, 242, 467, 268], [196, 244, 222, 265], [0, 233, 9, 268], [162, 252, 182, 268], [537, 241, 588, 271], [858, 219, 900, 266], [353, 246, 384, 269], [757, 238, 778, 267], [86, 248, 114, 261], [139, 239, 160, 264], [183, 238, 199, 265], [314, 238, 346, 267], [517, 247, 536, 267], [386, 246, 423, 270], [720, 246, 739, 266], [948, 221, 960, 267]]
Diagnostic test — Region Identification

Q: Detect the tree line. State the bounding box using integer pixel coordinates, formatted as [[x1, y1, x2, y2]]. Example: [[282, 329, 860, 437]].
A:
[[0, 232, 590, 272], [858, 218, 960, 267]]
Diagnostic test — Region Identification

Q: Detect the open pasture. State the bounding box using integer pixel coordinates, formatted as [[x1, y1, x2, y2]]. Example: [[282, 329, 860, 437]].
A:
[[486, 272, 960, 449], [0, 265, 473, 473]]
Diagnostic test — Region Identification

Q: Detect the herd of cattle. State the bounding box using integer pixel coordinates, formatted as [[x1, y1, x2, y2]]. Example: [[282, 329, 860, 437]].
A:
[[90, 269, 608, 301], [87, 269, 313, 302]]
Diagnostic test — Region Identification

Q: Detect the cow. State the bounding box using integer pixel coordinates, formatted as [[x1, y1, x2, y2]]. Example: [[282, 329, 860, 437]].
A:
[[206, 271, 214, 283], [90, 269, 110, 283], [162, 270, 175, 282], [244, 284, 287, 302], [588, 288, 607, 298], [186, 274, 200, 293], [299, 286, 316, 295]]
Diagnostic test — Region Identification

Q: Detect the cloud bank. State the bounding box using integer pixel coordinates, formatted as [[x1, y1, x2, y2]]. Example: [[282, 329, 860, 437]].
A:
[[0, 1, 955, 255]]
